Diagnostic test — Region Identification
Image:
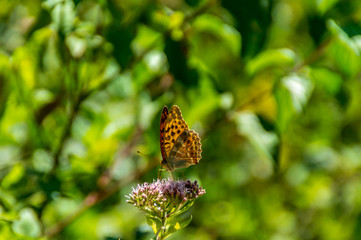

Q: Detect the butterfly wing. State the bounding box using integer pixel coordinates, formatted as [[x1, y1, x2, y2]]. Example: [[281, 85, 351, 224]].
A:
[[160, 106, 169, 161], [162, 105, 189, 160], [168, 129, 202, 169]]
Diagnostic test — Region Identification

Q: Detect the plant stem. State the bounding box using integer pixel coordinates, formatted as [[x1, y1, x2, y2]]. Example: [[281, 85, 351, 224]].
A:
[[155, 227, 162, 240], [155, 212, 168, 240]]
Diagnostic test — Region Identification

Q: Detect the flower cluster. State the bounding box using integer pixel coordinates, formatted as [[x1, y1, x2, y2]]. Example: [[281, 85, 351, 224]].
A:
[[126, 178, 205, 218]]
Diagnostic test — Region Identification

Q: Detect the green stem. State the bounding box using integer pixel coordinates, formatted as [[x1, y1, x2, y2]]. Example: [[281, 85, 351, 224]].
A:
[[167, 203, 183, 218], [154, 227, 162, 240], [155, 212, 168, 240]]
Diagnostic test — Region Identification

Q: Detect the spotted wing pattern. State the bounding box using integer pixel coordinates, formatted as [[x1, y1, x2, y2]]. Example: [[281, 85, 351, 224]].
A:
[[160, 105, 202, 171], [160, 106, 169, 161], [169, 129, 202, 169], [161, 105, 189, 159]]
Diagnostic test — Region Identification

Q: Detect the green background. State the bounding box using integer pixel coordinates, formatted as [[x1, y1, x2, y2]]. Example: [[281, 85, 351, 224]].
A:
[[1, 0, 361, 239]]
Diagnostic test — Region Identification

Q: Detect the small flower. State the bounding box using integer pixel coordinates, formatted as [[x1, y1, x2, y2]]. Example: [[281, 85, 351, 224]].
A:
[[126, 178, 205, 217], [126, 178, 205, 239]]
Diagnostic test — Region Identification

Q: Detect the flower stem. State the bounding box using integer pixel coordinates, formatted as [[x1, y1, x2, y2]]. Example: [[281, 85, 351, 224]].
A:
[[155, 212, 168, 240], [154, 227, 163, 240]]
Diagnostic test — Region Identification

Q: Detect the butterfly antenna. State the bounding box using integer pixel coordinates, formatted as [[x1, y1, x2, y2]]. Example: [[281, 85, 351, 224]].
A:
[[158, 167, 163, 179], [169, 171, 175, 181], [137, 151, 150, 158]]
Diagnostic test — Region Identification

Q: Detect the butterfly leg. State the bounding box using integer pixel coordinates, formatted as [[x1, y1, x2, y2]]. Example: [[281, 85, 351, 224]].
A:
[[158, 167, 176, 181], [169, 170, 175, 181], [158, 166, 165, 179]]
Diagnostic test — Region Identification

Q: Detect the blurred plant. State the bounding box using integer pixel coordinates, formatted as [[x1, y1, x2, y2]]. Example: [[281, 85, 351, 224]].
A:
[[126, 178, 205, 240]]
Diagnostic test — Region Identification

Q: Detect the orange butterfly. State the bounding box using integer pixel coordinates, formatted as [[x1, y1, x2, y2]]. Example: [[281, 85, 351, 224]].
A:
[[159, 105, 202, 176]]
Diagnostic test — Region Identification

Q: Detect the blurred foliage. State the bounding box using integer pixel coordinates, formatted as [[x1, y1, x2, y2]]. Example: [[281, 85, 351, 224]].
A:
[[1, 0, 361, 239]]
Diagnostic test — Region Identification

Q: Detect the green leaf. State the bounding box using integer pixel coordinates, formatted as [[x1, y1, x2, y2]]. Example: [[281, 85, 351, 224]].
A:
[[0, 53, 10, 118], [235, 111, 278, 163], [131, 24, 162, 56], [42, 197, 79, 226], [172, 214, 193, 230], [164, 213, 193, 239], [246, 48, 296, 75], [44, 0, 75, 34], [66, 34, 87, 58], [310, 67, 342, 95], [174, 201, 195, 216], [275, 74, 313, 132], [0, 190, 17, 215], [163, 225, 177, 239], [192, 14, 241, 56], [32, 149, 54, 173], [316, 0, 340, 15], [146, 214, 162, 234], [12, 208, 41, 238], [326, 20, 361, 77], [1, 163, 25, 189]]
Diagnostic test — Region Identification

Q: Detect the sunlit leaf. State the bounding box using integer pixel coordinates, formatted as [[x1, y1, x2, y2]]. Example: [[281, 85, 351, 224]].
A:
[[66, 34, 87, 58], [131, 24, 162, 56], [42, 198, 80, 227], [12, 208, 41, 238], [326, 19, 361, 77], [235, 111, 278, 163], [49, 0, 76, 33], [12, 48, 36, 89], [0, 145, 20, 169], [171, 213, 193, 230], [275, 74, 314, 132], [191, 14, 241, 56], [310, 67, 342, 95], [146, 215, 162, 234], [32, 149, 54, 173], [246, 48, 296, 75], [316, 0, 340, 15], [1, 163, 25, 189], [163, 213, 192, 239]]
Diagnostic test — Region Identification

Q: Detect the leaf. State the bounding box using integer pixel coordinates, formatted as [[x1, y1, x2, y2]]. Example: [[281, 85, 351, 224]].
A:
[[316, 0, 340, 15], [1, 163, 25, 189], [164, 213, 193, 239], [32, 149, 54, 173], [191, 14, 241, 56], [235, 111, 278, 163], [65, 34, 87, 58], [246, 48, 296, 75], [12, 208, 41, 238], [145, 214, 162, 234], [310, 67, 342, 95], [131, 24, 162, 56], [326, 20, 361, 77], [174, 214, 193, 230], [174, 201, 195, 216], [0, 53, 10, 118], [48, 0, 76, 34], [275, 74, 313, 132]]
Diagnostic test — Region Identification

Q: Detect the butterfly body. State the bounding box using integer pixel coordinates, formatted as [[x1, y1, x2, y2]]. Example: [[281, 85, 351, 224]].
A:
[[160, 105, 202, 173]]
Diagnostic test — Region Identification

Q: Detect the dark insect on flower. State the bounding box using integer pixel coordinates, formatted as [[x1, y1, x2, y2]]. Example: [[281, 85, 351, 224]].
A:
[[126, 178, 205, 240]]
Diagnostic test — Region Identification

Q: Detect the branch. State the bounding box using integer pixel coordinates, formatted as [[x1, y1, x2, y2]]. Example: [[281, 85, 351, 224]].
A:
[[44, 127, 159, 238], [51, 95, 81, 172], [292, 37, 332, 72]]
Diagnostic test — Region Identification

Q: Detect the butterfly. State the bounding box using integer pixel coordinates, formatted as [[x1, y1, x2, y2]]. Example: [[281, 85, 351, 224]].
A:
[[159, 105, 202, 174]]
